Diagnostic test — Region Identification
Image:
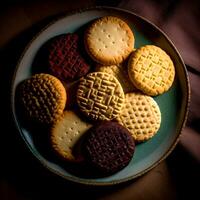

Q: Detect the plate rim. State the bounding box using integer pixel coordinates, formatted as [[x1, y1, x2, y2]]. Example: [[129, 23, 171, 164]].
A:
[[10, 6, 190, 186]]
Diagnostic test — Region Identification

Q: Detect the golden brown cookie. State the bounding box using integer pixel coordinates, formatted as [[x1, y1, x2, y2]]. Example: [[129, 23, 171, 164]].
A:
[[77, 72, 125, 121], [128, 45, 175, 96], [20, 73, 66, 124], [51, 111, 92, 162], [84, 16, 134, 65], [95, 64, 136, 93], [117, 92, 161, 142]]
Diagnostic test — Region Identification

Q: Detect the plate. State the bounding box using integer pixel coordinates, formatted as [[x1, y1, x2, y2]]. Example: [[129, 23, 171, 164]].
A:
[[11, 7, 190, 185]]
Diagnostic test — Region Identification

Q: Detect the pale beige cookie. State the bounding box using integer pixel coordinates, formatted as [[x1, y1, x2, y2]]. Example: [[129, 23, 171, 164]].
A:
[[20, 73, 66, 124], [77, 72, 125, 121], [84, 16, 134, 65], [51, 111, 92, 162], [128, 45, 175, 96], [95, 64, 136, 93], [117, 93, 161, 142]]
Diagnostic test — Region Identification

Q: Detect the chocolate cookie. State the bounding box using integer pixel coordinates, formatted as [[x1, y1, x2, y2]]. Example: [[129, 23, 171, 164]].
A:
[[48, 33, 90, 82], [83, 122, 135, 175]]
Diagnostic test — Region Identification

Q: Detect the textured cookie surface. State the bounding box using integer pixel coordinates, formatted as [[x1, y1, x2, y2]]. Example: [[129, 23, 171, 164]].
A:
[[117, 93, 161, 142], [128, 45, 175, 96], [83, 122, 135, 175], [48, 33, 90, 82], [77, 72, 125, 121], [51, 111, 92, 161], [84, 16, 134, 65], [95, 64, 136, 93], [20, 73, 66, 124]]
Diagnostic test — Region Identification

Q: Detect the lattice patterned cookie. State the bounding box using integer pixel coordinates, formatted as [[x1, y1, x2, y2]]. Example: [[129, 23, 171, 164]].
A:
[[51, 111, 92, 162], [84, 16, 134, 65], [77, 72, 125, 121], [83, 121, 135, 175], [128, 45, 175, 96], [20, 73, 66, 124], [117, 93, 161, 142], [48, 33, 90, 82]]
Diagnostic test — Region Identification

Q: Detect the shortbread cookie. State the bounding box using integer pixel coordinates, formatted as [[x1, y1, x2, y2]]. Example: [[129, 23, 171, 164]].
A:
[[95, 64, 136, 93], [117, 93, 161, 142], [77, 72, 125, 121], [51, 111, 92, 162], [128, 45, 175, 96], [48, 33, 90, 82], [20, 73, 66, 124], [84, 16, 134, 65], [83, 121, 135, 175]]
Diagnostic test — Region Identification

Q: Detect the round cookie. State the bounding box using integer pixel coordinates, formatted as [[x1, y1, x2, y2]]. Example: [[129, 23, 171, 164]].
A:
[[117, 93, 161, 142], [20, 73, 66, 124], [95, 64, 136, 93], [83, 121, 135, 175], [128, 45, 175, 96], [76, 72, 125, 121], [48, 33, 90, 82], [51, 111, 92, 162], [84, 16, 134, 65]]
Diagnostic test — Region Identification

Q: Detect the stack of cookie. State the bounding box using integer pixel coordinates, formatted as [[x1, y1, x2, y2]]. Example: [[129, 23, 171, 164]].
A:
[[18, 16, 175, 176]]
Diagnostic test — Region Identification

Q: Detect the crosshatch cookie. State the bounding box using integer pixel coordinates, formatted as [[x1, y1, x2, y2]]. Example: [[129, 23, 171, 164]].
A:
[[51, 111, 92, 162], [128, 45, 175, 96], [77, 72, 125, 121], [48, 33, 90, 82], [83, 122, 135, 175], [84, 16, 134, 65], [95, 64, 136, 93], [20, 73, 66, 124], [117, 93, 161, 142]]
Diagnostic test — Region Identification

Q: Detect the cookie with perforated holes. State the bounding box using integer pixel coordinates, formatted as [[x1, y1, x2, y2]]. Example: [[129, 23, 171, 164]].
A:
[[83, 121, 135, 175], [117, 92, 161, 142], [128, 45, 175, 96], [20, 73, 66, 124], [76, 72, 125, 121], [51, 111, 92, 162], [84, 16, 134, 65], [48, 33, 90, 82]]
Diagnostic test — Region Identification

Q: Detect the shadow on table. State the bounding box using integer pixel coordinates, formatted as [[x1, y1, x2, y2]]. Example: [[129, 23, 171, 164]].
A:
[[0, 12, 199, 200], [166, 142, 200, 200]]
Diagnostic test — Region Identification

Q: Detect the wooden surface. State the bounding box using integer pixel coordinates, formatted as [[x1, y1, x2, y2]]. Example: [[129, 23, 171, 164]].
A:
[[0, 1, 199, 199]]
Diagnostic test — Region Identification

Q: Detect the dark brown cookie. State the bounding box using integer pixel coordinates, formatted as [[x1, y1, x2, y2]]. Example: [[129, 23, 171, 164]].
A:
[[83, 122, 135, 175], [48, 33, 90, 82]]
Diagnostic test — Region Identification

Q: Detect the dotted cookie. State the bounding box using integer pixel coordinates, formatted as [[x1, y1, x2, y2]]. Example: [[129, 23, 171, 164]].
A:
[[128, 45, 175, 96], [77, 72, 125, 121], [51, 111, 92, 162], [20, 73, 66, 124], [84, 16, 134, 65], [83, 121, 135, 175], [117, 93, 161, 142], [95, 64, 136, 93]]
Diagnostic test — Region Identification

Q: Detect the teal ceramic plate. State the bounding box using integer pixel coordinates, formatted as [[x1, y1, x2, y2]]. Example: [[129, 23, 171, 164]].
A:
[[11, 7, 190, 185]]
